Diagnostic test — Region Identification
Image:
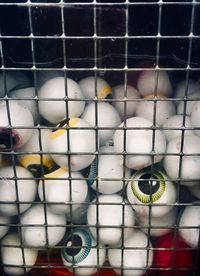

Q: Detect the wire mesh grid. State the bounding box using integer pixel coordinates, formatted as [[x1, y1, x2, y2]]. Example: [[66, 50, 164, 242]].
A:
[[0, 1, 200, 276]]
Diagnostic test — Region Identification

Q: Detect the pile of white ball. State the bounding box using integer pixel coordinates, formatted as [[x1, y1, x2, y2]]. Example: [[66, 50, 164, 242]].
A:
[[0, 71, 200, 276]]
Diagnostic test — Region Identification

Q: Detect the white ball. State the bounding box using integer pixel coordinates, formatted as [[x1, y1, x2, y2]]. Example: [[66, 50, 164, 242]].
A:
[[188, 184, 200, 199], [135, 96, 176, 126], [47, 118, 96, 171], [162, 115, 194, 142], [0, 100, 34, 151], [9, 87, 37, 124], [191, 101, 200, 135], [38, 77, 85, 124], [88, 146, 131, 194], [0, 215, 10, 240], [0, 166, 37, 216], [17, 127, 54, 176], [113, 117, 166, 170], [87, 194, 135, 245], [108, 230, 153, 276], [137, 70, 172, 97], [179, 204, 200, 248], [61, 228, 106, 276], [126, 169, 176, 217], [163, 135, 200, 186], [175, 80, 200, 101], [138, 208, 176, 237], [177, 91, 200, 116], [38, 168, 88, 219], [82, 102, 121, 145], [79, 76, 112, 100], [112, 84, 140, 119], [20, 204, 66, 247], [36, 71, 64, 88], [1, 233, 38, 276]]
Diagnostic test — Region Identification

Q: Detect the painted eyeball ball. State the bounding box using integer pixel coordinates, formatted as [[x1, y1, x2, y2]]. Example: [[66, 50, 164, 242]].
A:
[[47, 118, 96, 171], [137, 70, 172, 97], [1, 233, 38, 276], [111, 84, 141, 119], [0, 166, 37, 216], [108, 230, 153, 276], [79, 76, 112, 100], [38, 167, 88, 219], [126, 169, 176, 217], [61, 228, 106, 276], [17, 127, 55, 177], [163, 135, 200, 186], [38, 77, 85, 124], [0, 215, 11, 240], [0, 100, 34, 151], [82, 102, 121, 146], [87, 194, 135, 246], [87, 146, 131, 194], [20, 204, 66, 248], [135, 96, 176, 126], [162, 115, 194, 142], [179, 204, 200, 248], [113, 117, 166, 170]]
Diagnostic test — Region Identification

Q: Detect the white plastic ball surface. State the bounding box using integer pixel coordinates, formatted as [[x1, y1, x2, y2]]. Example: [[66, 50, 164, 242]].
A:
[[163, 135, 200, 186], [179, 204, 200, 248], [177, 91, 200, 116], [108, 230, 153, 276], [47, 118, 96, 171], [1, 233, 38, 276], [82, 102, 121, 145], [175, 80, 200, 101], [191, 101, 200, 135], [113, 117, 166, 170], [20, 204, 66, 247], [0, 166, 37, 216], [162, 115, 194, 142], [137, 70, 172, 97], [135, 96, 176, 126], [0, 100, 34, 150], [38, 77, 85, 124], [188, 184, 200, 199], [38, 168, 88, 218], [0, 215, 10, 240], [36, 71, 64, 88], [79, 76, 112, 100], [90, 146, 131, 194], [112, 84, 140, 119], [87, 194, 135, 245]]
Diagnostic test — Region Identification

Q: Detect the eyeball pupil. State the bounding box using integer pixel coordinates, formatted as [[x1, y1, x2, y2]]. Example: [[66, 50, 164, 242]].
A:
[[52, 118, 69, 133], [0, 131, 17, 151], [28, 164, 49, 178], [65, 234, 82, 257], [139, 173, 160, 195]]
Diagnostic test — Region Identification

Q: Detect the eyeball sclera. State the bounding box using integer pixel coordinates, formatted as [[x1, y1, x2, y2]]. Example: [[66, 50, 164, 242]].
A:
[[47, 118, 96, 171], [38, 77, 85, 124], [113, 117, 166, 170], [61, 228, 106, 276], [126, 169, 176, 218], [87, 194, 135, 246]]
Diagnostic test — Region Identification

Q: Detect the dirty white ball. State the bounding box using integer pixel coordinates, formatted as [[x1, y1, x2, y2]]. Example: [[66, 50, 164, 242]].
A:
[[164, 135, 200, 186], [113, 117, 166, 170], [1, 233, 38, 276], [0, 166, 37, 216], [47, 118, 96, 171], [135, 96, 176, 126], [108, 230, 153, 276], [112, 84, 140, 119], [162, 115, 194, 142], [38, 168, 88, 219], [175, 80, 200, 102], [0, 100, 34, 151], [177, 92, 200, 116], [20, 204, 66, 247], [79, 76, 112, 100], [82, 102, 121, 145], [188, 184, 200, 199], [88, 146, 131, 194], [126, 169, 176, 217], [137, 70, 172, 97], [61, 228, 106, 276], [37, 71, 64, 88], [87, 194, 135, 246], [0, 215, 10, 240], [38, 77, 85, 124], [191, 101, 200, 135], [179, 204, 200, 248], [138, 208, 176, 237]]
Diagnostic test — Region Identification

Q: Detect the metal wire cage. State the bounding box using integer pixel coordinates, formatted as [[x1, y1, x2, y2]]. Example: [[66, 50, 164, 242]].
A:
[[0, 1, 200, 276]]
